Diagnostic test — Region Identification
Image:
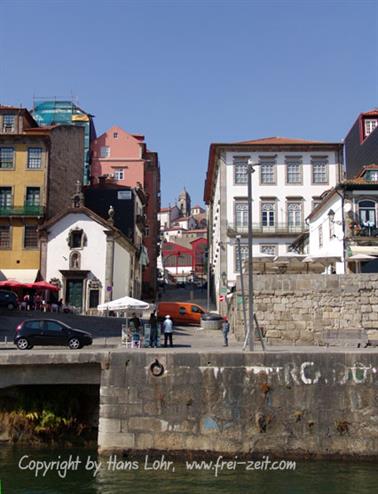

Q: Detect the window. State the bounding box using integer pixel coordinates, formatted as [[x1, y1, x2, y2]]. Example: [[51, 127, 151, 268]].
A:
[[144, 226, 150, 237], [287, 202, 302, 227], [24, 225, 38, 248], [235, 245, 248, 271], [27, 148, 42, 169], [234, 156, 249, 184], [0, 147, 14, 168], [24, 320, 43, 330], [0, 187, 12, 208], [114, 168, 124, 180], [312, 158, 328, 184], [25, 187, 40, 206], [3, 115, 15, 132], [235, 202, 248, 228], [113, 132, 118, 138], [365, 170, 378, 182], [89, 290, 100, 308], [260, 159, 276, 184], [100, 146, 110, 158], [70, 230, 84, 249], [286, 157, 302, 184], [191, 305, 204, 313], [45, 321, 63, 332], [365, 119, 378, 137], [329, 217, 335, 239], [0, 226, 10, 249], [260, 244, 277, 256], [261, 202, 275, 227], [318, 225, 323, 248], [359, 200, 376, 227]]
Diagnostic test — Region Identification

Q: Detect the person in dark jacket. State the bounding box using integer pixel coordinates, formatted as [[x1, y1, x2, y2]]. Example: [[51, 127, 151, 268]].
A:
[[149, 310, 158, 347], [222, 317, 230, 347]]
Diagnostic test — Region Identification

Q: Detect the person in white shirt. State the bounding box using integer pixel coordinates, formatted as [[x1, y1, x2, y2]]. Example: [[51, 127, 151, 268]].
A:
[[163, 315, 174, 348]]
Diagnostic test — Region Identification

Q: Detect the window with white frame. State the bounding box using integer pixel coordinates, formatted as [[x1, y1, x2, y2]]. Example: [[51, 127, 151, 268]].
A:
[[3, 115, 15, 132], [27, 148, 42, 169], [260, 244, 277, 256], [114, 168, 124, 181], [312, 158, 328, 184], [260, 159, 276, 184], [235, 245, 248, 271], [100, 146, 110, 158], [25, 187, 40, 206], [365, 169, 378, 182], [0, 147, 14, 168], [261, 202, 275, 226], [365, 119, 378, 137], [318, 225, 323, 248], [234, 156, 249, 184], [0, 187, 12, 208], [235, 202, 248, 228], [286, 157, 302, 184], [287, 202, 302, 227]]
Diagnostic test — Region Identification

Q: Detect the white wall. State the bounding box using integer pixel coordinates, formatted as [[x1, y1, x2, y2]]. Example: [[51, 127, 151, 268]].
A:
[[46, 214, 107, 294]]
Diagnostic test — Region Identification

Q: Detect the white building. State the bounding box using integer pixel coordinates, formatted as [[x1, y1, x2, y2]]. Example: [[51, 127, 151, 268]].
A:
[[305, 165, 378, 274], [158, 205, 180, 230], [39, 206, 138, 313], [204, 136, 343, 305]]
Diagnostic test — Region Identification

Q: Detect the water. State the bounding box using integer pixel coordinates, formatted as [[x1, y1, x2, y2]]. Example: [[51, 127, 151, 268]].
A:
[[0, 447, 377, 494]]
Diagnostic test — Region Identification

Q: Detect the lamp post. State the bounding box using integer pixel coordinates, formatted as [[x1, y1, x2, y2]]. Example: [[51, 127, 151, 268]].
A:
[[236, 234, 248, 338], [247, 159, 256, 351]]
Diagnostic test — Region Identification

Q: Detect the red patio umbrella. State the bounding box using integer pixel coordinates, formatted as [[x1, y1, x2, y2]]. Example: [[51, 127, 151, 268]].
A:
[[0, 280, 26, 288], [31, 281, 60, 292]]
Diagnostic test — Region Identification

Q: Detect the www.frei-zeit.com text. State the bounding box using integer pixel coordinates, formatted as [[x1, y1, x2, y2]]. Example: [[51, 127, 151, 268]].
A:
[[18, 454, 296, 478]]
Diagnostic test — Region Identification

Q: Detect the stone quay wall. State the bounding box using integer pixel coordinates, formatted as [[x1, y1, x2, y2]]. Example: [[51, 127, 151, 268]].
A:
[[98, 351, 378, 457], [231, 274, 378, 345]]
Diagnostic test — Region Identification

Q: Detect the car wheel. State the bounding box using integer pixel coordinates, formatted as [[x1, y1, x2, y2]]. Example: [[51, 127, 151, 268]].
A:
[[7, 303, 15, 311], [17, 338, 30, 350], [68, 337, 82, 350]]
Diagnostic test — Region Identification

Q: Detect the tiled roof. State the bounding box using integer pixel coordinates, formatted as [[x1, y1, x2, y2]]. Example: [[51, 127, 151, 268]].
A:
[[235, 136, 325, 145], [363, 109, 378, 117]]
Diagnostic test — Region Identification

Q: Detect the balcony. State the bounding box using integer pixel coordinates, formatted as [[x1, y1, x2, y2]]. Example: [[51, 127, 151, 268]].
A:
[[227, 222, 308, 237], [0, 205, 45, 217]]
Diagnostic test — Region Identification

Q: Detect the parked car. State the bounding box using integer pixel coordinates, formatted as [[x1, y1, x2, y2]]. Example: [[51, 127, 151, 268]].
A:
[[0, 290, 18, 310], [14, 319, 93, 350], [157, 301, 221, 326]]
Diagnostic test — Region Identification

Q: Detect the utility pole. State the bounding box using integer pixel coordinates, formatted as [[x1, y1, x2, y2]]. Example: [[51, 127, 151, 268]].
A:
[[236, 235, 248, 337], [247, 160, 255, 351]]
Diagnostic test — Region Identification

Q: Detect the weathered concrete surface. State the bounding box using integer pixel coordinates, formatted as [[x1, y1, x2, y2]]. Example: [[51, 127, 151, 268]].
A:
[[98, 351, 378, 457], [0, 349, 377, 457], [232, 274, 378, 345]]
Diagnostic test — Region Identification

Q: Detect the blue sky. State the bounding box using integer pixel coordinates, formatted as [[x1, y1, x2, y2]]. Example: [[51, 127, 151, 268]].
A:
[[1, 0, 377, 206]]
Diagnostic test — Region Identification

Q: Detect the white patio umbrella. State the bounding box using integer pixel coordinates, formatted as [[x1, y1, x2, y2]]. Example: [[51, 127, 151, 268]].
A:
[[348, 253, 376, 273], [98, 296, 150, 346], [97, 296, 149, 312]]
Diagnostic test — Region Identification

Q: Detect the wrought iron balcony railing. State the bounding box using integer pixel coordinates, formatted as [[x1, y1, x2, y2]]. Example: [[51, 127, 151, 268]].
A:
[[227, 222, 308, 236], [0, 205, 45, 217]]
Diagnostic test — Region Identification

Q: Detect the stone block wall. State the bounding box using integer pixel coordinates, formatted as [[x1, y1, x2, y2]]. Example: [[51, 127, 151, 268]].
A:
[[231, 274, 378, 345], [98, 351, 378, 457]]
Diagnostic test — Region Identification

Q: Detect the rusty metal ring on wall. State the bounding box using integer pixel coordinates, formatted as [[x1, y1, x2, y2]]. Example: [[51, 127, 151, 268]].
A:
[[150, 359, 164, 377]]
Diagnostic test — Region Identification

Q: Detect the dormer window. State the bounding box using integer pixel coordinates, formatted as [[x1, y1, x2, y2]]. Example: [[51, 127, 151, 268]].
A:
[[364, 169, 378, 182], [365, 119, 378, 137], [3, 115, 15, 132]]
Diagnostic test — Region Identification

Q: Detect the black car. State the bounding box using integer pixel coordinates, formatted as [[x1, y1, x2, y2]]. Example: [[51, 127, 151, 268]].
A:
[[14, 319, 93, 350], [0, 290, 18, 310]]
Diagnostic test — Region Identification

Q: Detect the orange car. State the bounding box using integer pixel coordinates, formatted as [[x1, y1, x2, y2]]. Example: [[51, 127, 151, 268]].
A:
[[157, 302, 206, 326]]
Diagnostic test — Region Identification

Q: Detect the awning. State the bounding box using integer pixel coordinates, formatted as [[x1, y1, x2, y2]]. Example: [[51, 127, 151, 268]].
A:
[[0, 269, 40, 283], [349, 246, 378, 256]]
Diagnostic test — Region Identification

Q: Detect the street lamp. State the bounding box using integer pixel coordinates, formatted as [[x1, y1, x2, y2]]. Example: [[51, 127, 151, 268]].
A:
[[247, 159, 256, 351]]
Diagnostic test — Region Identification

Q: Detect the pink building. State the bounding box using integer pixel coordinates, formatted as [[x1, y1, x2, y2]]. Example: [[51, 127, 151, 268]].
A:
[[91, 126, 160, 298]]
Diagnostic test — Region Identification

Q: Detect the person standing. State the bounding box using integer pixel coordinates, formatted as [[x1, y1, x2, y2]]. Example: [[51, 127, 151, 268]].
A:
[[222, 317, 230, 347], [149, 310, 159, 348], [163, 315, 174, 348]]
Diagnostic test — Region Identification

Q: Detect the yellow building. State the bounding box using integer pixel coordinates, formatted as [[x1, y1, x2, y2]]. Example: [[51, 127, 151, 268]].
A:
[[0, 107, 49, 278]]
